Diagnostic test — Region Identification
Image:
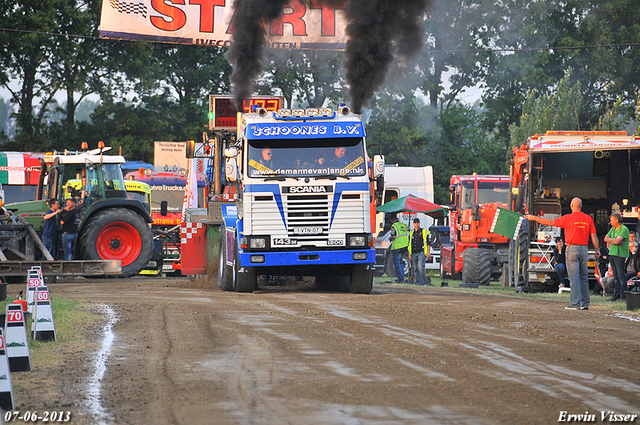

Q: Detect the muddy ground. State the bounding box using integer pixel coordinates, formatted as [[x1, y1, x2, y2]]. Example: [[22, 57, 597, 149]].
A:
[[7, 276, 640, 425]]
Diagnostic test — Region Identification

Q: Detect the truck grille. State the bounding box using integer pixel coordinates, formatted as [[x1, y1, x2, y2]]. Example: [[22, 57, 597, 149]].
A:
[[249, 191, 366, 245], [285, 194, 329, 242]]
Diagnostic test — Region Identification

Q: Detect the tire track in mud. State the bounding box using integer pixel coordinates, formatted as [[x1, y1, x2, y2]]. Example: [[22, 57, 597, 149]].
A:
[[46, 279, 640, 425]]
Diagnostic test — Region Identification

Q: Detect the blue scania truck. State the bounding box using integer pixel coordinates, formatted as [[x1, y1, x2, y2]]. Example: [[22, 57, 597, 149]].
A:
[[214, 105, 384, 293]]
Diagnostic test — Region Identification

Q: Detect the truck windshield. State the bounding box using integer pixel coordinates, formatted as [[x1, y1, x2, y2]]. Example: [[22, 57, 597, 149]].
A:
[[461, 181, 510, 209], [247, 138, 366, 178]]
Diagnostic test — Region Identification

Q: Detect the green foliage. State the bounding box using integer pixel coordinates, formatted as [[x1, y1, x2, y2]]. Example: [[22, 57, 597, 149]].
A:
[[508, 71, 584, 146], [594, 90, 629, 131], [367, 97, 507, 204]]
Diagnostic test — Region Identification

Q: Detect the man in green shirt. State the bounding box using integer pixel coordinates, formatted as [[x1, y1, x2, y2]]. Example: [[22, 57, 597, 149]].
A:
[[604, 212, 629, 301]]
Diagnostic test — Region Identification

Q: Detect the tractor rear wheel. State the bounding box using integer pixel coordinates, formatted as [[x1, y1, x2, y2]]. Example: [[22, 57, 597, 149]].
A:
[[80, 208, 153, 277]]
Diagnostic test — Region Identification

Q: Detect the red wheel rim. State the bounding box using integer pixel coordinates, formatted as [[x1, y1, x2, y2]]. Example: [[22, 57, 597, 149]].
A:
[[96, 222, 141, 267]]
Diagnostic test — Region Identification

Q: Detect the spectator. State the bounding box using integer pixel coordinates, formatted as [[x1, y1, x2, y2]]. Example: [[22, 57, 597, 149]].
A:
[[59, 198, 80, 261], [41, 199, 61, 260], [594, 243, 609, 295], [623, 240, 640, 293], [408, 218, 432, 286], [389, 214, 409, 283], [602, 264, 616, 295], [604, 212, 630, 302], [552, 237, 567, 288]]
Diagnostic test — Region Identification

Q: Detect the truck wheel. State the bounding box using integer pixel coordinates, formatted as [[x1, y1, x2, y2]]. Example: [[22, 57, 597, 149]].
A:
[[350, 264, 373, 294], [80, 208, 152, 277], [476, 250, 492, 286], [462, 249, 477, 283], [462, 248, 491, 286], [500, 263, 510, 287], [217, 235, 233, 291], [509, 224, 530, 288], [428, 228, 441, 249], [233, 241, 256, 293]]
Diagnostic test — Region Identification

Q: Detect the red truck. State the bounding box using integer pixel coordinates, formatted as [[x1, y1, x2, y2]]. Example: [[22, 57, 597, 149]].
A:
[[440, 174, 511, 285]]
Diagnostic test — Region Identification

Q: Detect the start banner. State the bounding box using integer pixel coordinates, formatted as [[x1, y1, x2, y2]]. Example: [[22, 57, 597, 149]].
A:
[[100, 0, 347, 50]]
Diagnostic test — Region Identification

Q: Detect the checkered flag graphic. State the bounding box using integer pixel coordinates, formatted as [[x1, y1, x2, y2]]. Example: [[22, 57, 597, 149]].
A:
[[108, 0, 148, 18]]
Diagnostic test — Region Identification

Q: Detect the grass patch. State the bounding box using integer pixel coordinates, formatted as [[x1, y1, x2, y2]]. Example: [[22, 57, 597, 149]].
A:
[[0, 294, 102, 392], [374, 272, 638, 313]]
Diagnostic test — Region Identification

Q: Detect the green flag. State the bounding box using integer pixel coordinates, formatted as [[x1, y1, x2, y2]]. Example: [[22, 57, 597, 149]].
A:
[[490, 207, 524, 239]]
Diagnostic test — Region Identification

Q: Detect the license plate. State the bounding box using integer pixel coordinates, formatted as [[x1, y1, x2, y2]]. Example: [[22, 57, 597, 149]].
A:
[[588, 261, 596, 267], [273, 238, 297, 246], [293, 227, 322, 235]]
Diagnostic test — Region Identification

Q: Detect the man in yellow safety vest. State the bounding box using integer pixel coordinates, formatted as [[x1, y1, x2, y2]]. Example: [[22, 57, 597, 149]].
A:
[[390, 214, 409, 283], [409, 218, 432, 286]]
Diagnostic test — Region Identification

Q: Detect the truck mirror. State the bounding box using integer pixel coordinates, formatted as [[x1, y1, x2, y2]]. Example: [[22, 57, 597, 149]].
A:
[[471, 204, 480, 220], [160, 200, 168, 216], [224, 146, 239, 158], [372, 155, 385, 179], [185, 140, 195, 159], [225, 158, 238, 182]]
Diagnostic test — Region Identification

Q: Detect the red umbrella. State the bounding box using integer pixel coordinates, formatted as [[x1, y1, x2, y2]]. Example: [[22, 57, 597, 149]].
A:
[[376, 194, 447, 218]]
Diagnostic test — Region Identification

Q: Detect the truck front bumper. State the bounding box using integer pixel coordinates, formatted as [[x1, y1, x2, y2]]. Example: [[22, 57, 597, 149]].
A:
[[240, 248, 375, 267]]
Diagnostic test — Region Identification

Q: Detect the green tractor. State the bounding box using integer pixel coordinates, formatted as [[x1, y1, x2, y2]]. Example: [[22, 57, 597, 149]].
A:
[[7, 146, 153, 277]]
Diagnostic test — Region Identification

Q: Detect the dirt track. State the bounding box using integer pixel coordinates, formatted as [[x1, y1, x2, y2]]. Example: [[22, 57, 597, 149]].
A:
[[10, 276, 640, 425]]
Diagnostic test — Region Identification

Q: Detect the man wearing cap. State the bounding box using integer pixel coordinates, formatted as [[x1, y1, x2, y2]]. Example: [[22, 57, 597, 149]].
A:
[[409, 218, 432, 286], [389, 215, 409, 283]]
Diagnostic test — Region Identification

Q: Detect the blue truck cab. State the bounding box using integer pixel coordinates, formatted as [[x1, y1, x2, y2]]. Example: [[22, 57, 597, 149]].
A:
[[217, 105, 384, 293]]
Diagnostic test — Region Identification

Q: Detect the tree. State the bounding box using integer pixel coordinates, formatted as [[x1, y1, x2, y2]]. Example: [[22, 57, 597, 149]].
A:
[[419, 0, 491, 110], [260, 50, 347, 108], [0, 0, 60, 149], [508, 71, 584, 146]]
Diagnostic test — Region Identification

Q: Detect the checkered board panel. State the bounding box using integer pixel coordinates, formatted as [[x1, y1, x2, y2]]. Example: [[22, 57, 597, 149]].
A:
[[181, 222, 204, 245], [108, 0, 148, 18]]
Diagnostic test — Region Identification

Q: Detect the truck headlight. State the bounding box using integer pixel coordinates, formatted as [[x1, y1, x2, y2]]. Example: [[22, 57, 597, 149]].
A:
[[250, 255, 265, 263], [249, 237, 267, 249], [349, 235, 366, 247]]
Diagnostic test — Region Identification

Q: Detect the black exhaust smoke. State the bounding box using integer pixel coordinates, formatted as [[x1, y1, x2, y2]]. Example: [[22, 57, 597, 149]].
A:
[[226, 0, 289, 109], [345, 0, 432, 113], [227, 0, 432, 113]]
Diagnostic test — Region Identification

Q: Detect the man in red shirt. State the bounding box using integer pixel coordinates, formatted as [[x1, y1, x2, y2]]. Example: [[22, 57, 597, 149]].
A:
[[526, 197, 599, 310]]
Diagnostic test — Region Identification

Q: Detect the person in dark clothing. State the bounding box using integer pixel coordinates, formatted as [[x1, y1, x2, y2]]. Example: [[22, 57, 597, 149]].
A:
[[408, 218, 432, 286], [41, 199, 61, 260], [59, 198, 80, 261], [624, 240, 640, 281], [593, 243, 610, 295], [552, 237, 567, 287]]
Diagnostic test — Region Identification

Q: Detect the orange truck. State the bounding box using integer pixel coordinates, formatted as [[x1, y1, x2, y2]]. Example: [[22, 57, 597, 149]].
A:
[[507, 131, 640, 292], [440, 174, 511, 285]]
